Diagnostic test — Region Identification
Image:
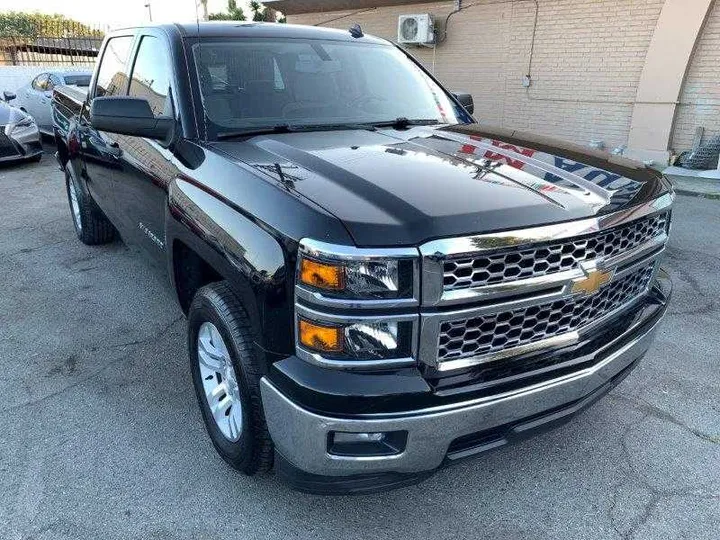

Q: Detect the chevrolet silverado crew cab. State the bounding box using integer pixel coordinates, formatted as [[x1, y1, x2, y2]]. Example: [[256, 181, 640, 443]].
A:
[[52, 22, 673, 494]]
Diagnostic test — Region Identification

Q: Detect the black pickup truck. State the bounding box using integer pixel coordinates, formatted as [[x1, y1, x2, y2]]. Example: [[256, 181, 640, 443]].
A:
[[52, 22, 673, 494]]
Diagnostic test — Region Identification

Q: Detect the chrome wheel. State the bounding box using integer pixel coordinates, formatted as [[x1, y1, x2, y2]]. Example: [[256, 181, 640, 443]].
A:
[[68, 176, 82, 232], [197, 322, 243, 442]]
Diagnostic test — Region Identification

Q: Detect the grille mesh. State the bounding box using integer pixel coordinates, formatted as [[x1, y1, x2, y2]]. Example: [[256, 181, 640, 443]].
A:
[[0, 132, 18, 158], [443, 212, 668, 291], [437, 264, 655, 362]]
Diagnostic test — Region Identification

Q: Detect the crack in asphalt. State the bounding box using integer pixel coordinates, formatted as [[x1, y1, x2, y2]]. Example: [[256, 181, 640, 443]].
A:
[[663, 250, 718, 316], [610, 394, 719, 444], [0, 315, 184, 415], [2, 238, 73, 258], [607, 403, 719, 540]]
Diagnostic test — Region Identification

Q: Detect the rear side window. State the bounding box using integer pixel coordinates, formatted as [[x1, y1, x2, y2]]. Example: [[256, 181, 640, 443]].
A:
[[64, 74, 91, 87], [128, 35, 172, 117], [47, 74, 62, 90], [95, 36, 133, 97]]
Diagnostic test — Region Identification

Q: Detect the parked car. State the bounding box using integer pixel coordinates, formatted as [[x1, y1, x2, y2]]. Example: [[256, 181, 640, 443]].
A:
[[0, 91, 42, 163], [13, 70, 91, 135], [52, 23, 673, 494]]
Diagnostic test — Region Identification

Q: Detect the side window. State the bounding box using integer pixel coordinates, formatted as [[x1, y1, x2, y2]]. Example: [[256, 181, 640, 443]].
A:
[[95, 36, 133, 98], [46, 74, 61, 91], [128, 35, 173, 117], [32, 74, 48, 91]]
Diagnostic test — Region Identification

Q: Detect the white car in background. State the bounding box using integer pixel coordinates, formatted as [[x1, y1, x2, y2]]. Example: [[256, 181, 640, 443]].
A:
[[13, 70, 91, 135]]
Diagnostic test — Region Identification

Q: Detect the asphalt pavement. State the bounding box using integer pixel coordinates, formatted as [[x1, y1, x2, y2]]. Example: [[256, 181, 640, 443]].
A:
[[0, 151, 718, 540]]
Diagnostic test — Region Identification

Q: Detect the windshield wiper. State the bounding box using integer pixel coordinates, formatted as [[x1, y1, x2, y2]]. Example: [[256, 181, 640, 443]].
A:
[[216, 124, 294, 139], [216, 122, 377, 140], [370, 118, 443, 129]]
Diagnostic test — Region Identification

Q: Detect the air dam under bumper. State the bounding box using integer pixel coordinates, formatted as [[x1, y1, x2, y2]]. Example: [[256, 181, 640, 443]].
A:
[[261, 315, 663, 487]]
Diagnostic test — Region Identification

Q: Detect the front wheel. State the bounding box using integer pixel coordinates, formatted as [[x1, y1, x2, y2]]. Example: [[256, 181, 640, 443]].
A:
[[188, 282, 274, 474]]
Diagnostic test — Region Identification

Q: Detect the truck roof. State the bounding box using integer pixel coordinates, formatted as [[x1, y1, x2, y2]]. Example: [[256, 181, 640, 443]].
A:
[[109, 22, 388, 45]]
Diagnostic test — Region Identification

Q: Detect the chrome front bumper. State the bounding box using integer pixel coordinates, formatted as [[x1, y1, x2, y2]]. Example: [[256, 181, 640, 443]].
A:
[[261, 315, 662, 477]]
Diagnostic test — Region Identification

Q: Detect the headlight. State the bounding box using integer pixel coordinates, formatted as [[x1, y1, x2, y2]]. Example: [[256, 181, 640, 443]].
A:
[[296, 239, 418, 302], [295, 310, 415, 366], [15, 117, 34, 128], [294, 239, 419, 369], [7, 117, 36, 136]]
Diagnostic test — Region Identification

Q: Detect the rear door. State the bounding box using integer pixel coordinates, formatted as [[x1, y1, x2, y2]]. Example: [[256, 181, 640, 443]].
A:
[[79, 34, 135, 220]]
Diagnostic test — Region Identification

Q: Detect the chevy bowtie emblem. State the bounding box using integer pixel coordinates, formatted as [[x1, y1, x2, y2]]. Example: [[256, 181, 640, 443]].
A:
[[572, 267, 615, 295]]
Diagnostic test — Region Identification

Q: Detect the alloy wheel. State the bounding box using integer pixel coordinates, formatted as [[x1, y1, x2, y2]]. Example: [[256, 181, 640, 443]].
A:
[[68, 176, 82, 232], [197, 322, 243, 442]]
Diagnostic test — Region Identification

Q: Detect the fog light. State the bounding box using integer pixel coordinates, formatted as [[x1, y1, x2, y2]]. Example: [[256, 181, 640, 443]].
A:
[[328, 430, 407, 457]]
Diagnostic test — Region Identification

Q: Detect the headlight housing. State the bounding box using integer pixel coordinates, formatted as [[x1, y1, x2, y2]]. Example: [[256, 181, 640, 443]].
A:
[[6, 114, 36, 137], [296, 239, 418, 303], [295, 307, 416, 368], [294, 239, 419, 369]]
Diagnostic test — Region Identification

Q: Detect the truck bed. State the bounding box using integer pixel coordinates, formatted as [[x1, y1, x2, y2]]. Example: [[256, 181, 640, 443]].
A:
[[52, 85, 87, 138]]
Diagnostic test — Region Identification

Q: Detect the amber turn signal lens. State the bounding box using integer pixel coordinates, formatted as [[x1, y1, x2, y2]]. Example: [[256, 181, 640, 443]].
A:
[[298, 319, 343, 353], [300, 258, 345, 290]]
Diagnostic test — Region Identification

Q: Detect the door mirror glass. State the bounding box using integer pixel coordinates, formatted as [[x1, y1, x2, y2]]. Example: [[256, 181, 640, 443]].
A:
[[90, 96, 174, 141], [453, 92, 474, 115]]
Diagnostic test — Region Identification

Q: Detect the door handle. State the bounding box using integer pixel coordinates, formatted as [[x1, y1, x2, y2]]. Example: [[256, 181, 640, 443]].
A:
[[40, 99, 47, 104]]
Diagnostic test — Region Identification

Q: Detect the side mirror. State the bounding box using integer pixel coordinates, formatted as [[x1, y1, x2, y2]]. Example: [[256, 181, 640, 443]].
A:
[[453, 92, 474, 115], [90, 96, 174, 141], [3, 91, 16, 102]]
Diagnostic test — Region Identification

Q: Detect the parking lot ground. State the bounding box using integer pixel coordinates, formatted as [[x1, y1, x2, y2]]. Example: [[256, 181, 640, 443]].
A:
[[0, 150, 718, 540]]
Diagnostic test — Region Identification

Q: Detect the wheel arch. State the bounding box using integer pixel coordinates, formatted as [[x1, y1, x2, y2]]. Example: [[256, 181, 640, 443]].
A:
[[166, 178, 294, 359]]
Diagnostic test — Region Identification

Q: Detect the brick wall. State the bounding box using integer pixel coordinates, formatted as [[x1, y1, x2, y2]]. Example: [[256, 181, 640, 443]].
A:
[[289, 0, 665, 151], [671, 0, 720, 152]]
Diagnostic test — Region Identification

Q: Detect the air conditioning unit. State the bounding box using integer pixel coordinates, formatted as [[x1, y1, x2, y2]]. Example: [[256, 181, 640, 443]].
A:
[[397, 14, 434, 45]]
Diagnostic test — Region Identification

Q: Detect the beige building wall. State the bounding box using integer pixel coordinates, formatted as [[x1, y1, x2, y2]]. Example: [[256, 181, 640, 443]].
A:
[[290, 0, 664, 152], [671, 0, 720, 151]]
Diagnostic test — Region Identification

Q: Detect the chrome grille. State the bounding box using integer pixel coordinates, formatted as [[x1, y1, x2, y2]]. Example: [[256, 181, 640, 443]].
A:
[[437, 264, 654, 362], [443, 212, 668, 291]]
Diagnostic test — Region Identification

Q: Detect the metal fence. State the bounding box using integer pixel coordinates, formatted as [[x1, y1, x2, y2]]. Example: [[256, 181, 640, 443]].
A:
[[0, 20, 106, 67]]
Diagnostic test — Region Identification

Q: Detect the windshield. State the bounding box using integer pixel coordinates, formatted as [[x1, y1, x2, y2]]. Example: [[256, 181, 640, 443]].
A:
[[191, 38, 468, 136], [64, 74, 91, 87]]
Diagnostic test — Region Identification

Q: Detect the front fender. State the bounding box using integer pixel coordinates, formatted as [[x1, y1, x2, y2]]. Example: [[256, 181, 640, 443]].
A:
[[166, 178, 294, 358]]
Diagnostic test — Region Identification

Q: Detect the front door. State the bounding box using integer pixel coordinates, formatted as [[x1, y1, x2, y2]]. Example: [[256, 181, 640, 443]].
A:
[[110, 33, 178, 265]]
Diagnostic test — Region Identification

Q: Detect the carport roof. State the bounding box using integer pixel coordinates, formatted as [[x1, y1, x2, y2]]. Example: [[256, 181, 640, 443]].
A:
[[266, 0, 439, 15]]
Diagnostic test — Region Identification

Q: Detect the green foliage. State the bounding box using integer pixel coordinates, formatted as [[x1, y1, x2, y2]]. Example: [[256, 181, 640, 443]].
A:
[[250, 1, 284, 23], [208, 0, 246, 21], [0, 11, 103, 38]]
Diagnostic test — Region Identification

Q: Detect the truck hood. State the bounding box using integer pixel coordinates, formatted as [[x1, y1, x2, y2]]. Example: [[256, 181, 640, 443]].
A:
[[211, 123, 668, 246]]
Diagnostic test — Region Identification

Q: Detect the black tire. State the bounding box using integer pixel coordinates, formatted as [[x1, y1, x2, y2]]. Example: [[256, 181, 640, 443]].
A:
[[188, 282, 274, 475], [64, 165, 115, 245]]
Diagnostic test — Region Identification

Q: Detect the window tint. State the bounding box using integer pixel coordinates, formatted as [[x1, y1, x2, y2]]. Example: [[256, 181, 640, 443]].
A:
[[31, 74, 48, 91], [64, 74, 91, 87], [128, 35, 172, 117], [95, 36, 133, 97], [47, 74, 62, 90], [192, 40, 462, 133]]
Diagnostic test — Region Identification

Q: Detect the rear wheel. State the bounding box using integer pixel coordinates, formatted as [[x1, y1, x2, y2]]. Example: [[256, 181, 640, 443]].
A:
[[64, 166, 115, 245], [188, 282, 274, 474]]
